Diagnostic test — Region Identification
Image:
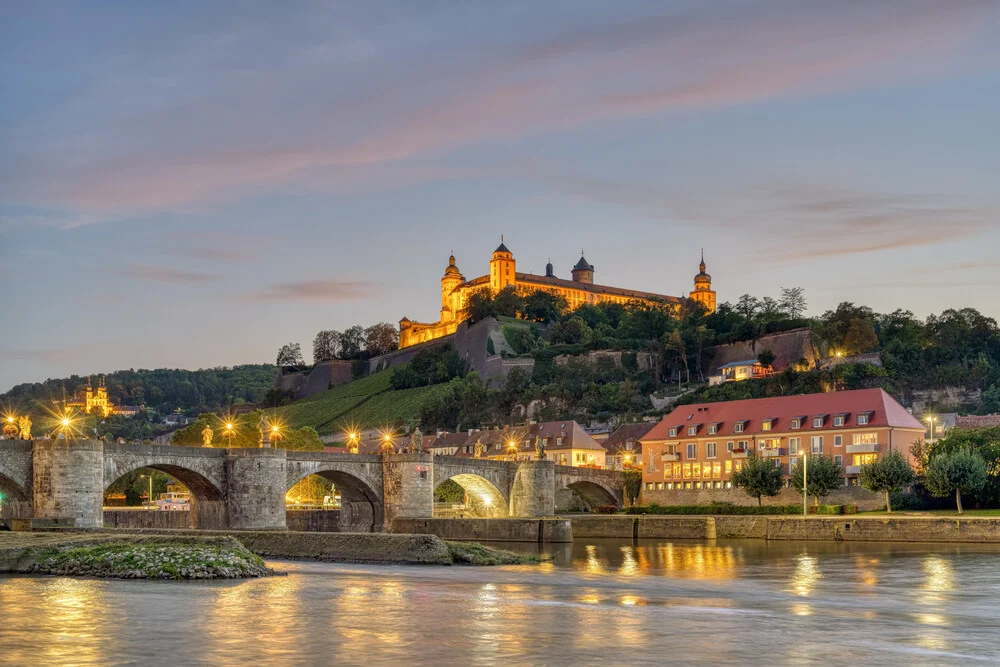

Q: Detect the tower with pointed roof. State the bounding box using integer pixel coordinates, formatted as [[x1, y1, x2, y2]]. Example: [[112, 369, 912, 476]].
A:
[[440, 253, 465, 323], [489, 236, 516, 292], [571, 252, 594, 284], [689, 250, 716, 312]]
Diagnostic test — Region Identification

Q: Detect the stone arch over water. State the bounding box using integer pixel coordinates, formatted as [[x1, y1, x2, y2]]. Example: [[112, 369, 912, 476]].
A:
[[103, 463, 228, 528], [435, 473, 509, 518], [285, 468, 383, 532], [558, 480, 619, 512]]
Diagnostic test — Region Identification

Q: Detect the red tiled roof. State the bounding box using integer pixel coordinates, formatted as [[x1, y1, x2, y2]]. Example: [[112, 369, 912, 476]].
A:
[[954, 415, 1000, 430], [426, 420, 604, 456], [642, 389, 924, 441], [602, 422, 657, 450], [516, 273, 682, 304]]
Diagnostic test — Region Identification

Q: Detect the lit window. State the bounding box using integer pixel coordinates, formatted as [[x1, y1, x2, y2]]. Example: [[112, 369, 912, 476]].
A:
[[656, 482, 663, 490], [695, 481, 703, 489], [725, 460, 732, 474], [713, 462, 721, 479], [706, 442, 717, 459], [761, 420, 772, 431], [667, 483, 674, 490], [684, 482, 692, 490], [673, 463, 681, 478], [853, 433, 878, 445], [683, 463, 692, 479], [852, 453, 877, 466], [692, 463, 701, 478]]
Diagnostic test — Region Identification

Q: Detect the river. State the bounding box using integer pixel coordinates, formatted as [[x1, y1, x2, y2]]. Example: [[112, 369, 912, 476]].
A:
[[1, 538, 998, 665]]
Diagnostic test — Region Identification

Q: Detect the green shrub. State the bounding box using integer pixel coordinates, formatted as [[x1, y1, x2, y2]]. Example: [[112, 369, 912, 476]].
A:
[[595, 505, 618, 514], [625, 503, 803, 515], [808, 504, 844, 515], [843, 505, 858, 514]]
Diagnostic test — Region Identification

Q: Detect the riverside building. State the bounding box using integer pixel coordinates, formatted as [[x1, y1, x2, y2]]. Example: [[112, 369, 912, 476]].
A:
[[639, 389, 925, 494]]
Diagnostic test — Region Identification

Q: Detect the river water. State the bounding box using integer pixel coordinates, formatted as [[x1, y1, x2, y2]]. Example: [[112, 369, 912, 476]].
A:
[[1, 538, 998, 666]]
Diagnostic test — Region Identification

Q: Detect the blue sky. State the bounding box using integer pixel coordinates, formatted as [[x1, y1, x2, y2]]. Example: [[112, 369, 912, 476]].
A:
[[1, 0, 999, 391]]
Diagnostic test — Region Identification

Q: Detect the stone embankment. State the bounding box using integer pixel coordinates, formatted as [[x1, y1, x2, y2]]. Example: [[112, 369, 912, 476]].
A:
[[569, 515, 1000, 543], [0, 533, 273, 579], [390, 518, 573, 543]]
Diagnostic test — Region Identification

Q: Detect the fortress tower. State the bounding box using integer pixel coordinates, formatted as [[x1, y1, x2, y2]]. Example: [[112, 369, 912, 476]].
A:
[[688, 250, 717, 313], [489, 238, 515, 292]]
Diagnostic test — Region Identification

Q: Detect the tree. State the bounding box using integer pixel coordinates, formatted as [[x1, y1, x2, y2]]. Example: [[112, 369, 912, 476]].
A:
[[313, 330, 340, 363], [779, 287, 807, 318], [365, 323, 399, 357], [664, 329, 689, 384], [757, 349, 776, 370], [623, 469, 642, 506], [925, 448, 988, 514], [276, 342, 304, 367], [550, 316, 592, 345], [790, 454, 843, 506], [339, 325, 366, 359], [523, 289, 566, 323], [735, 294, 760, 320], [859, 451, 914, 513], [731, 453, 783, 506]]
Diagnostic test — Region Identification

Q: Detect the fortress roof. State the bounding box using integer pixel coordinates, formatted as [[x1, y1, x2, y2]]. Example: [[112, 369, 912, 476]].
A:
[[516, 273, 681, 304]]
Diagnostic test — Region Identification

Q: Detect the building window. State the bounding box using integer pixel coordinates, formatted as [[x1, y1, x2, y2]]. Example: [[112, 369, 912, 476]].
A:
[[669, 427, 679, 437], [684, 482, 692, 490], [833, 415, 845, 427], [683, 463, 692, 479], [858, 414, 870, 425], [834, 435, 843, 447], [686, 443, 696, 459], [834, 455, 843, 467], [789, 437, 800, 454], [734, 422, 745, 433], [703, 464, 712, 480], [667, 483, 674, 490], [725, 460, 732, 474], [810, 436, 823, 454], [761, 420, 772, 431], [694, 481, 703, 489], [727, 441, 734, 452], [656, 482, 664, 490], [812, 416, 824, 428], [713, 462, 721, 479], [725, 481, 733, 489], [708, 424, 718, 435], [790, 418, 801, 430], [692, 463, 701, 478], [687, 426, 698, 436], [789, 456, 798, 471], [737, 440, 749, 451], [673, 463, 682, 479], [706, 442, 717, 459], [852, 453, 877, 466], [853, 433, 878, 445], [646, 482, 654, 490]]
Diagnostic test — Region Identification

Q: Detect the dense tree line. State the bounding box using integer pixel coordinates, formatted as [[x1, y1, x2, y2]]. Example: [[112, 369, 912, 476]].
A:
[[1, 365, 277, 419], [276, 322, 400, 369]]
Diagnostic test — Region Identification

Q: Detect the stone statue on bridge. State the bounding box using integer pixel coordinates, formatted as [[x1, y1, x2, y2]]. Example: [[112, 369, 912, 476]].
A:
[[258, 415, 270, 448], [2, 419, 17, 439], [473, 438, 483, 458], [201, 424, 214, 448], [18, 416, 31, 440], [535, 435, 545, 460], [409, 428, 424, 453]]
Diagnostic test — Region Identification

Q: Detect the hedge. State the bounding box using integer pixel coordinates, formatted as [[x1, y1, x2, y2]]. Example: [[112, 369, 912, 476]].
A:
[[624, 502, 858, 515]]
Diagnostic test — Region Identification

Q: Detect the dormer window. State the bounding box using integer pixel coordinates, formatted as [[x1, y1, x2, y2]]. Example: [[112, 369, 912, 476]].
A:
[[734, 421, 746, 433], [833, 414, 847, 427], [812, 415, 826, 428], [668, 427, 679, 438], [791, 416, 804, 430], [761, 418, 775, 432], [708, 423, 720, 435], [687, 425, 700, 436], [858, 412, 872, 425]]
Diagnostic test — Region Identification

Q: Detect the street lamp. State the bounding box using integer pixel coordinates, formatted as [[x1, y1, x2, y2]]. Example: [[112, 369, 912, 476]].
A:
[[802, 453, 808, 517], [925, 415, 937, 445], [346, 431, 359, 454], [140, 474, 153, 509], [223, 422, 235, 447], [506, 440, 518, 461]]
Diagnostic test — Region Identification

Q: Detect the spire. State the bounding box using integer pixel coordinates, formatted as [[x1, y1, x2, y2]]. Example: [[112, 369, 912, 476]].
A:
[[493, 234, 510, 254], [699, 248, 706, 273]]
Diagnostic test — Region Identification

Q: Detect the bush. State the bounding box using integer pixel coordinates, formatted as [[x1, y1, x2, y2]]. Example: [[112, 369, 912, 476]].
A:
[[625, 503, 803, 515], [807, 504, 844, 515], [843, 504, 858, 514], [595, 505, 618, 514]]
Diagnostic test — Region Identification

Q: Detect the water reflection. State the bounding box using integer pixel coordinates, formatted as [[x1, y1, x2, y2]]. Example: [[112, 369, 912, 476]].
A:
[[2, 540, 999, 665]]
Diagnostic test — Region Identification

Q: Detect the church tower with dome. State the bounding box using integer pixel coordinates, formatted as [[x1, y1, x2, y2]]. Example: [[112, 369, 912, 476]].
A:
[[688, 250, 716, 312]]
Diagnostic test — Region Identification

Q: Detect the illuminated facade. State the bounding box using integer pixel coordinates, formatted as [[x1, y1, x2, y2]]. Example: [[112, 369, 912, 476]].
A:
[[400, 240, 716, 348], [639, 389, 925, 492], [66, 376, 137, 418]]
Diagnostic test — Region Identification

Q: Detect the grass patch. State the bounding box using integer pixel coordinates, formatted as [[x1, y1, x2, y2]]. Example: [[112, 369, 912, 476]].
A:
[[859, 509, 1000, 517], [445, 541, 544, 566]]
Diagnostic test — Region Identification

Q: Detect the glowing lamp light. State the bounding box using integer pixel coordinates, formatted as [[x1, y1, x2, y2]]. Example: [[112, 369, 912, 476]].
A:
[[481, 495, 492, 506], [225, 423, 234, 431], [272, 426, 280, 433], [6, 416, 13, 423], [61, 418, 71, 427]]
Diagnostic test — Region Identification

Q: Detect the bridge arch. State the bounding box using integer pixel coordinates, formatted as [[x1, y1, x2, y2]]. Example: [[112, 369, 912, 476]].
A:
[[0, 471, 29, 501], [435, 473, 509, 518], [560, 480, 619, 511], [285, 458, 384, 533]]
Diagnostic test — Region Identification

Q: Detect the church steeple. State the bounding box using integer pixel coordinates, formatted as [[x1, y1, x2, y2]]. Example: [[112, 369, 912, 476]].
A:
[[690, 249, 716, 312]]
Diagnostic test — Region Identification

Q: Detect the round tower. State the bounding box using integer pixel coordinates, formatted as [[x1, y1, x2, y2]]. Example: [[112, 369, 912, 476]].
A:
[[571, 254, 594, 284], [689, 250, 716, 312], [440, 253, 464, 322]]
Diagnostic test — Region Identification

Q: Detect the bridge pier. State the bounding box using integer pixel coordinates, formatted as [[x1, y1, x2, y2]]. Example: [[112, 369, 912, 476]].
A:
[[510, 460, 555, 518], [382, 452, 434, 529], [32, 439, 104, 528], [226, 448, 287, 530]]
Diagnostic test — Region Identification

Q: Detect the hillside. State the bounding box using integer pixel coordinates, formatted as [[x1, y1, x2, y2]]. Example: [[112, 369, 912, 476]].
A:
[[2, 365, 277, 417], [277, 367, 452, 436]]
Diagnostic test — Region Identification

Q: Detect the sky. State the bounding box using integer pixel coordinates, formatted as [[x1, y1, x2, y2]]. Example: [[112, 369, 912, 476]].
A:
[[1, 0, 999, 391]]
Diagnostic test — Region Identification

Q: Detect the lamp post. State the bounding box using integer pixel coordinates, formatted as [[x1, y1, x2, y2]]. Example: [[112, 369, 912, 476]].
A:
[[802, 453, 808, 517], [140, 474, 153, 509], [224, 422, 235, 448], [925, 416, 937, 446], [348, 431, 359, 454]]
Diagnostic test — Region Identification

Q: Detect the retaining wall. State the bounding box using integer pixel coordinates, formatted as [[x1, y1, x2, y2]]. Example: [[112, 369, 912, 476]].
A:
[[390, 517, 573, 543], [286, 510, 341, 532], [103, 510, 191, 530], [567, 515, 1000, 543]]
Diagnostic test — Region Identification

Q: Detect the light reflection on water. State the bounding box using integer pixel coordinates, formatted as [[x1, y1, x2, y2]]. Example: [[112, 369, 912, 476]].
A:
[[2, 539, 999, 665]]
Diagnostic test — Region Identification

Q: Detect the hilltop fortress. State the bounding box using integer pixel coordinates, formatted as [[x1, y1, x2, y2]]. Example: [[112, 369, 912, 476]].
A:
[[399, 240, 716, 348]]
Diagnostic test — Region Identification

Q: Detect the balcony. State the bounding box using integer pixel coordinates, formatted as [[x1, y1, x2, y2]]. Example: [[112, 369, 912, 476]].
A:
[[846, 443, 878, 454], [660, 452, 680, 462], [731, 449, 750, 459], [761, 447, 784, 457], [845, 465, 862, 475]]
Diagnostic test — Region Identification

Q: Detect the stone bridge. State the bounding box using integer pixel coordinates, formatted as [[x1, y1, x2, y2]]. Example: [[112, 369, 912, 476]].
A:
[[0, 440, 623, 532]]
